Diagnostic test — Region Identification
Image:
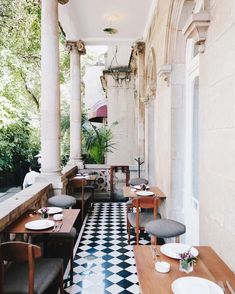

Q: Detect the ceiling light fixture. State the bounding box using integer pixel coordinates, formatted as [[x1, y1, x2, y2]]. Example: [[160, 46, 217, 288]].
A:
[[103, 27, 118, 34], [103, 13, 120, 35]]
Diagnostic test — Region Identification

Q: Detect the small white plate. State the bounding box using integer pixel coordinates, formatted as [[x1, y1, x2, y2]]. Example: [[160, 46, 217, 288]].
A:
[[136, 190, 154, 196], [38, 207, 62, 215], [160, 243, 199, 259], [155, 261, 170, 273], [171, 277, 223, 294], [134, 185, 150, 190], [25, 219, 55, 230]]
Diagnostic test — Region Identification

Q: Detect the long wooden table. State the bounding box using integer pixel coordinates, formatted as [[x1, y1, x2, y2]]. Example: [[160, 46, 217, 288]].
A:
[[123, 186, 166, 200], [134, 245, 235, 294], [4, 209, 80, 234]]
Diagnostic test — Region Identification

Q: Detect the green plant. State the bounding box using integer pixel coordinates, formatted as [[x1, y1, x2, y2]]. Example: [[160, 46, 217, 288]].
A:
[[83, 121, 118, 164], [0, 119, 40, 172]]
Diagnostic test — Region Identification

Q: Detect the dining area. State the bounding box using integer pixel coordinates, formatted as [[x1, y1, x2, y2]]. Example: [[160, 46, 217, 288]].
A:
[[0, 172, 235, 294], [0, 184, 81, 294], [122, 178, 235, 294], [134, 245, 235, 294]]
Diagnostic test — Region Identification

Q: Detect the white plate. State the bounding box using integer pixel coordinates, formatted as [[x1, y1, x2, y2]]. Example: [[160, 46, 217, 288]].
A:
[[134, 185, 150, 190], [160, 243, 199, 259], [136, 190, 154, 196], [172, 277, 223, 294], [38, 207, 63, 215], [25, 219, 55, 230]]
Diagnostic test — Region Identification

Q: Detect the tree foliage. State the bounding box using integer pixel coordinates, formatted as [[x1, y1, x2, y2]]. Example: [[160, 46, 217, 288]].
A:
[[0, 119, 40, 171]]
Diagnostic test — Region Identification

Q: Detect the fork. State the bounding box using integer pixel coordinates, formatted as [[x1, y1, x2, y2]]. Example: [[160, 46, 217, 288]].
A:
[[150, 245, 161, 261], [218, 281, 229, 294], [52, 222, 58, 232], [55, 223, 63, 232]]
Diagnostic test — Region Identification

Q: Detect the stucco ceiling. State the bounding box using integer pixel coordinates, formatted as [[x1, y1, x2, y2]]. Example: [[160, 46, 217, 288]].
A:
[[59, 0, 156, 46]]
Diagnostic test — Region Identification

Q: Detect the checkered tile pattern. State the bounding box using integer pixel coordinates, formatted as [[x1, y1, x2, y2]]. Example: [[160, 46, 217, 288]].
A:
[[65, 202, 151, 294]]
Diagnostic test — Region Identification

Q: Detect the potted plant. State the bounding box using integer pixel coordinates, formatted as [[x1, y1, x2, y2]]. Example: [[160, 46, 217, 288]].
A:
[[179, 249, 197, 273], [40, 207, 49, 219]]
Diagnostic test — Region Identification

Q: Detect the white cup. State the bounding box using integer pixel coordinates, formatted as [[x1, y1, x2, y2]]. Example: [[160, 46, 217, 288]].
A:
[[53, 214, 63, 221]]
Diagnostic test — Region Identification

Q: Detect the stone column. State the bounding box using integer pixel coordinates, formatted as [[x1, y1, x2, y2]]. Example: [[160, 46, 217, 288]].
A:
[[66, 41, 86, 169], [39, 0, 69, 193]]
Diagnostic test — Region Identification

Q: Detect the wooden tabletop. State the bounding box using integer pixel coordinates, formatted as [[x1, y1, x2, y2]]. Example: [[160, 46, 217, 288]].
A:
[[123, 186, 166, 199], [4, 209, 80, 234], [134, 245, 235, 294]]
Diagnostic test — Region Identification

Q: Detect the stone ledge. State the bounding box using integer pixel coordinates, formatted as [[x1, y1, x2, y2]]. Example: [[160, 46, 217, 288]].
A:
[[0, 183, 52, 232]]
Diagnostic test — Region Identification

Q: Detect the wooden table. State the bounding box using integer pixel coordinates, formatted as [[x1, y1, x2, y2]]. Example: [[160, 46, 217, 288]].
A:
[[4, 209, 80, 234], [134, 245, 235, 294], [123, 186, 166, 200]]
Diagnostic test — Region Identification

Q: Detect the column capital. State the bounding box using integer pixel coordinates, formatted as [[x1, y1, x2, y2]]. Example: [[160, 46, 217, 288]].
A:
[[66, 40, 86, 55], [58, 0, 69, 4], [182, 11, 210, 53], [132, 41, 145, 55], [158, 64, 172, 87]]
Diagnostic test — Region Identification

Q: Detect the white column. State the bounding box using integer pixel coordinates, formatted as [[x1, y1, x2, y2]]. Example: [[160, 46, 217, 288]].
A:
[[66, 41, 86, 168], [40, 0, 61, 176]]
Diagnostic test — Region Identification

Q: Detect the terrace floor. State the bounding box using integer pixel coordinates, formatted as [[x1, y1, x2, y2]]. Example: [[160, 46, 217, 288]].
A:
[[65, 202, 151, 294]]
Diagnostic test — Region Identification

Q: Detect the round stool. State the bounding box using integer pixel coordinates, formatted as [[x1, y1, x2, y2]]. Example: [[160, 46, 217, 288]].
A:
[[48, 195, 76, 209], [145, 219, 186, 244], [129, 178, 148, 186]]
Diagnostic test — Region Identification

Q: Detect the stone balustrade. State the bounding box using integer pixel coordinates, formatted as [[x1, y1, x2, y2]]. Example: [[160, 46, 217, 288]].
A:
[[0, 183, 52, 232]]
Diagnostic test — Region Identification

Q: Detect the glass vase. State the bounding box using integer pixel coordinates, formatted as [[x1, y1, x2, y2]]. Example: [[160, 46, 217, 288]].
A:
[[179, 259, 193, 274], [41, 212, 48, 219]]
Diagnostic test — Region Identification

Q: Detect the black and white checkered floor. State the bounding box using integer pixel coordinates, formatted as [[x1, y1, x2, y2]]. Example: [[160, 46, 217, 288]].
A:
[[65, 202, 151, 294]]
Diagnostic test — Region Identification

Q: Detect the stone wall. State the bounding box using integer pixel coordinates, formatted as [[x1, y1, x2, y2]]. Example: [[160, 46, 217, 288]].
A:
[[105, 73, 138, 166], [143, 0, 235, 271], [199, 0, 235, 271]]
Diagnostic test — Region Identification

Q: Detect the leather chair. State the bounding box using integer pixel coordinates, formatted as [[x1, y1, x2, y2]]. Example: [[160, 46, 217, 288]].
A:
[[0, 241, 64, 294], [127, 196, 159, 244]]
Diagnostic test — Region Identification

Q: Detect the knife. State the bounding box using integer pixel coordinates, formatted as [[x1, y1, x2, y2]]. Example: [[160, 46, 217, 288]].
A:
[[226, 280, 235, 294]]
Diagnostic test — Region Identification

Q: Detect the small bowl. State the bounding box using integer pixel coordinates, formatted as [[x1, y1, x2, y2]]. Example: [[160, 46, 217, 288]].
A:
[[53, 214, 63, 221], [155, 261, 170, 273]]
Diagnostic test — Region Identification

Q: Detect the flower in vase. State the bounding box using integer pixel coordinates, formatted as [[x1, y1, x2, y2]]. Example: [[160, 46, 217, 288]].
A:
[[179, 248, 197, 273], [40, 207, 49, 219]]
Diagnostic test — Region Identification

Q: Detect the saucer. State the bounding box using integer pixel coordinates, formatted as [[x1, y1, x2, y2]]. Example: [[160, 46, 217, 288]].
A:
[[53, 214, 63, 221], [155, 261, 170, 273]]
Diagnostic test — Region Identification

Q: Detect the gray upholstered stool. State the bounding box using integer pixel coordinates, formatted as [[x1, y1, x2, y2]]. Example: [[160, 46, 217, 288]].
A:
[[145, 219, 186, 245], [129, 178, 148, 186], [49, 227, 77, 284], [48, 194, 76, 208]]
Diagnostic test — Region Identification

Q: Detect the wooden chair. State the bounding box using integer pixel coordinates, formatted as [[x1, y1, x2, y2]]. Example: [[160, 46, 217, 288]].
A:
[[67, 178, 92, 220], [0, 241, 64, 294], [127, 196, 159, 245]]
